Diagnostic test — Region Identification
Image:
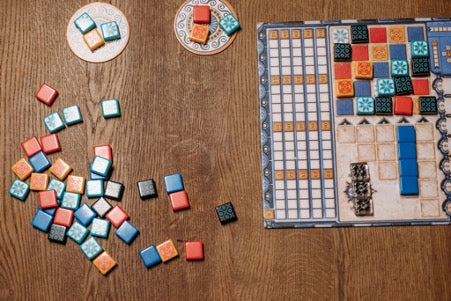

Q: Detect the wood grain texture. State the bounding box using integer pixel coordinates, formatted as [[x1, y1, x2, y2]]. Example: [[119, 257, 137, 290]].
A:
[[0, 0, 450, 300]]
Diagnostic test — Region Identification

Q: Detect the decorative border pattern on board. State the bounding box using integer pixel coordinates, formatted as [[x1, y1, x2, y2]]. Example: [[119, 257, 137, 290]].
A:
[[258, 18, 451, 228]]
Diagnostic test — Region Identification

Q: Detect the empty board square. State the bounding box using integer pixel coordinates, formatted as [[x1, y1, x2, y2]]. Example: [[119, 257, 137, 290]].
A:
[[412, 79, 429, 95], [115, 220, 139, 244], [83, 29, 104, 51], [164, 173, 184, 194], [104, 181, 124, 201], [29, 151, 51, 172], [47, 178, 66, 199], [400, 176, 419, 195], [332, 28, 349, 43], [74, 203, 97, 226], [394, 96, 413, 115], [92, 197, 113, 218], [35, 83, 58, 106], [334, 43, 352, 62], [11, 158, 34, 180], [43, 112, 65, 133], [215, 202, 237, 224], [30, 173, 49, 191], [93, 252, 117, 275], [48, 224, 67, 244], [354, 81, 371, 97], [394, 77, 413, 95], [40, 134, 61, 154], [218, 14, 240, 35], [105, 205, 129, 228], [376, 78, 395, 97], [356, 97, 375, 115], [419, 96, 437, 115], [193, 5, 210, 24], [101, 99, 121, 118], [86, 180, 104, 198], [91, 156, 112, 177], [336, 99, 354, 115], [398, 142, 417, 160], [74, 13, 96, 34], [61, 192, 81, 210], [156, 239, 179, 263], [411, 40, 429, 58], [38, 190, 58, 209], [351, 25, 369, 43], [21, 136, 42, 157], [100, 21, 121, 41], [185, 241, 204, 261], [50, 158, 72, 181], [138, 179, 157, 200], [90, 218, 111, 239], [375, 97, 393, 115], [369, 27, 386, 43], [391, 60, 409, 77], [140, 245, 162, 268], [62, 105, 83, 126], [9, 179, 30, 201], [389, 44, 407, 60], [67, 221, 89, 244], [407, 27, 424, 41], [32, 210, 53, 232], [411, 57, 430, 77], [80, 237, 103, 260], [351, 45, 368, 61]]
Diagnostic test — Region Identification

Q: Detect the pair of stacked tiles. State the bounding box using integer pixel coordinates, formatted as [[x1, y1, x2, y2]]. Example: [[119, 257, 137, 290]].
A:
[[74, 12, 121, 51], [333, 24, 436, 116], [189, 5, 240, 44]]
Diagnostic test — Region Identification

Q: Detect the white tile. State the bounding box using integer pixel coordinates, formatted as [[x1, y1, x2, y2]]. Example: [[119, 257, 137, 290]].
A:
[[281, 57, 291, 66], [272, 104, 281, 113], [281, 48, 290, 57], [317, 56, 327, 65], [317, 39, 325, 47], [269, 48, 279, 57], [294, 85, 304, 93], [293, 66, 303, 74], [310, 160, 320, 169], [304, 39, 313, 47], [306, 66, 315, 74], [269, 40, 279, 48], [274, 161, 284, 170], [318, 65, 328, 74], [296, 113, 305, 121], [270, 58, 279, 66], [272, 113, 281, 122], [292, 39, 301, 47], [276, 210, 286, 219], [293, 57, 302, 66], [309, 131, 318, 140], [274, 151, 283, 160], [283, 94, 292, 103], [317, 47, 326, 56], [305, 56, 314, 65], [308, 112, 317, 120], [284, 104, 293, 112], [276, 190, 285, 199], [271, 85, 280, 94], [280, 40, 290, 48], [272, 94, 280, 103], [282, 66, 291, 75]]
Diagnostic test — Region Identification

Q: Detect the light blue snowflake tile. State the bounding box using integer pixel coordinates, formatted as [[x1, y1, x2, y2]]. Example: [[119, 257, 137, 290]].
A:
[[61, 192, 81, 210], [74, 13, 96, 34], [390, 59, 409, 77], [67, 221, 89, 244], [43, 112, 65, 133], [80, 236, 103, 260], [47, 178, 66, 199], [101, 99, 121, 119], [90, 218, 110, 238], [332, 28, 349, 43], [86, 180, 104, 198], [62, 105, 83, 126], [100, 21, 121, 41], [219, 14, 240, 35], [9, 179, 30, 201], [410, 40, 428, 58], [356, 97, 375, 115], [376, 78, 395, 96], [90, 156, 112, 177]]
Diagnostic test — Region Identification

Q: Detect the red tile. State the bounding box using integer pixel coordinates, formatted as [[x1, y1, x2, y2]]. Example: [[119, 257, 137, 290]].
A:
[[40, 134, 61, 154], [21, 136, 42, 157], [352, 45, 369, 61], [193, 6, 210, 24], [105, 205, 129, 228], [169, 190, 190, 211], [394, 96, 413, 115], [35, 83, 58, 106], [38, 190, 58, 209], [185, 241, 204, 261], [369, 27, 387, 43], [94, 145, 113, 161], [412, 79, 429, 95], [54, 208, 74, 227], [334, 63, 352, 79]]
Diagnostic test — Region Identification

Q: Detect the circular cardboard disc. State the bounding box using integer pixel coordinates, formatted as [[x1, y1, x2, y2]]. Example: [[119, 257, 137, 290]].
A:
[[67, 2, 130, 63], [174, 0, 238, 56]]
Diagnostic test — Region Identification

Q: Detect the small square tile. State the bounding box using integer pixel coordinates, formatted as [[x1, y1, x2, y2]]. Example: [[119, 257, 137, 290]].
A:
[[21, 136, 42, 157], [48, 224, 67, 244], [375, 124, 395, 142], [50, 158, 72, 181], [334, 63, 352, 79], [30, 173, 49, 191], [164, 173, 184, 194], [74, 203, 97, 227], [334, 43, 352, 62], [67, 221, 89, 244], [419, 96, 437, 115], [394, 96, 413, 115], [9, 179, 30, 201], [357, 144, 376, 161], [369, 27, 386, 43], [185, 241, 204, 261], [336, 99, 354, 115], [354, 80, 371, 97], [335, 79, 354, 98], [394, 76, 413, 95], [407, 26, 424, 42], [38, 189, 58, 209], [169, 190, 190, 211], [40, 134, 61, 154], [91, 156, 112, 177], [332, 28, 349, 43], [354, 61, 373, 79], [411, 57, 430, 77], [373, 62, 389, 78], [83, 29, 104, 51], [391, 59, 409, 77], [356, 125, 375, 143], [400, 176, 419, 195], [35, 83, 58, 106], [139, 245, 162, 268], [351, 45, 368, 61], [396, 125, 416, 142], [101, 99, 121, 118], [100, 21, 121, 41], [389, 44, 407, 60], [47, 178, 66, 199], [412, 79, 429, 95], [53, 208, 74, 228], [32, 210, 53, 232], [156, 239, 179, 263], [190, 24, 209, 44], [398, 142, 417, 160], [93, 252, 117, 275], [375, 97, 393, 115], [215, 202, 237, 224], [91, 197, 113, 218], [74, 12, 96, 34], [376, 78, 395, 97], [66, 175, 85, 194], [105, 205, 129, 228], [378, 161, 398, 180], [28, 151, 51, 172], [80, 237, 103, 260], [411, 40, 429, 58], [86, 180, 104, 198], [370, 45, 388, 61], [61, 191, 81, 210], [356, 97, 375, 115], [138, 179, 157, 200], [104, 180, 124, 201], [43, 112, 65, 133], [351, 25, 369, 43], [193, 5, 210, 24], [377, 143, 396, 161], [11, 158, 34, 180], [218, 14, 240, 35], [388, 26, 406, 43], [62, 105, 83, 126], [94, 145, 112, 161], [115, 220, 139, 244], [90, 218, 111, 239]]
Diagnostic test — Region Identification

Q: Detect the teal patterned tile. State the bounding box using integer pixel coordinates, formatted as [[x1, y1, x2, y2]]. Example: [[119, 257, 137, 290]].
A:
[[410, 40, 428, 58], [391, 59, 409, 77], [356, 97, 375, 115], [62, 105, 83, 126], [67, 221, 89, 244], [43, 112, 65, 133], [90, 218, 110, 238], [80, 236, 103, 260], [100, 21, 121, 41], [376, 78, 395, 96], [9, 179, 30, 201], [332, 28, 349, 43], [47, 178, 66, 199], [61, 192, 81, 210], [219, 14, 240, 35], [74, 13, 96, 34]]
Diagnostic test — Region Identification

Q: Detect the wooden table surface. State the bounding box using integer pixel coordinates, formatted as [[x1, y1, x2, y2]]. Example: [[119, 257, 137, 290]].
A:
[[1, 0, 450, 300]]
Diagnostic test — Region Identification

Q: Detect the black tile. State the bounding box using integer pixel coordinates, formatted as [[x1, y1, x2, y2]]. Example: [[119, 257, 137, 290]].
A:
[[138, 179, 157, 200], [394, 76, 413, 95], [419, 96, 437, 115], [411, 57, 430, 77], [104, 181, 124, 201], [351, 25, 369, 43], [334, 43, 352, 62], [48, 224, 67, 244], [215, 202, 237, 225]]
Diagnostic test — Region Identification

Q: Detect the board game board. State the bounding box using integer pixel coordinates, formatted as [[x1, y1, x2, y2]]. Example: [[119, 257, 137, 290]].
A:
[[257, 18, 451, 228]]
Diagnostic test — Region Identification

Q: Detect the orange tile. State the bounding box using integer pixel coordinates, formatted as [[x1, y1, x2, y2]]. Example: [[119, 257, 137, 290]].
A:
[[388, 26, 405, 43], [335, 79, 354, 98], [30, 173, 49, 191], [156, 239, 179, 263], [354, 61, 373, 79], [93, 252, 117, 275], [370, 45, 388, 61], [83, 29, 104, 51], [12, 158, 34, 180], [50, 158, 72, 180], [66, 175, 85, 194], [189, 24, 209, 44]]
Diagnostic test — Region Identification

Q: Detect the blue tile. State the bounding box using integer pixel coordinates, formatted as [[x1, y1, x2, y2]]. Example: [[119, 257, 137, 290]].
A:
[[28, 151, 51, 172], [397, 142, 417, 160], [74, 203, 97, 226], [164, 173, 184, 194], [32, 210, 53, 232], [354, 80, 371, 97], [389, 44, 406, 60], [139, 245, 162, 268], [400, 176, 419, 195], [373, 62, 389, 78], [399, 159, 418, 177], [407, 27, 424, 42], [115, 221, 139, 244], [396, 126, 415, 142], [336, 99, 354, 115]]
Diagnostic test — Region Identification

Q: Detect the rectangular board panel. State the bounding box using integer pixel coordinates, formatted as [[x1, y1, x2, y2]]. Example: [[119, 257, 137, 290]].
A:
[[257, 18, 451, 228]]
